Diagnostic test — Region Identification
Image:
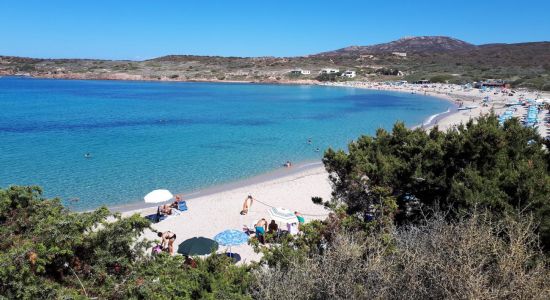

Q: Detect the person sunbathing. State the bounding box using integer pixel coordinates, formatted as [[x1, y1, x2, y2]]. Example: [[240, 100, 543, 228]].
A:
[[170, 194, 183, 208], [158, 204, 172, 215], [240, 195, 254, 215]]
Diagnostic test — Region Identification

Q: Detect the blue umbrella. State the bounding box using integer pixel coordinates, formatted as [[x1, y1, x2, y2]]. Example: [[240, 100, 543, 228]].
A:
[[214, 229, 249, 258]]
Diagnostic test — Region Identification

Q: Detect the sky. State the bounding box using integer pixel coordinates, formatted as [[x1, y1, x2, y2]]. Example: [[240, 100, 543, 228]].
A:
[[0, 0, 548, 60]]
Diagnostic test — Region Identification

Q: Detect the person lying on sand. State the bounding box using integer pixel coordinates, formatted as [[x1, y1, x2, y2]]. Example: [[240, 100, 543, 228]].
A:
[[158, 231, 176, 255], [240, 195, 254, 215], [159, 204, 172, 215]]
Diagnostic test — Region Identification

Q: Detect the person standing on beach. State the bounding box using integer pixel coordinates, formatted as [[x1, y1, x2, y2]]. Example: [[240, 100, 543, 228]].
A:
[[241, 195, 254, 215], [295, 211, 305, 229], [268, 220, 278, 234], [158, 231, 176, 255], [255, 219, 268, 244]]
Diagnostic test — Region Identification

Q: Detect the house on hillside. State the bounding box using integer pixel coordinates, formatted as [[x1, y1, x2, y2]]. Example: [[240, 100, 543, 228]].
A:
[[413, 80, 430, 84], [392, 52, 407, 57], [320, 68, 339, 74], [289, 69, 311, 75], [474, 80, 510, 89], [341, 70, 356, 78]]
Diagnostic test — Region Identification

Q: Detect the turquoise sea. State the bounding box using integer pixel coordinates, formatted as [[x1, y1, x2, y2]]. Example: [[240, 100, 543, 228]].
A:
[[0, 77, 451, 210]]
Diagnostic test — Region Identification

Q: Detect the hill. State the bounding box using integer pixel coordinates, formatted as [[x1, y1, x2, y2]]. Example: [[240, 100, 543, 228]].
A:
[[1, 36, 549, 90], [316, 36, 477, 56]]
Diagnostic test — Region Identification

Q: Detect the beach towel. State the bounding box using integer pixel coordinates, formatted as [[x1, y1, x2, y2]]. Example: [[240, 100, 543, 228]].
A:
[[152, 244, 163, 255], [144, 214, 159, 223]]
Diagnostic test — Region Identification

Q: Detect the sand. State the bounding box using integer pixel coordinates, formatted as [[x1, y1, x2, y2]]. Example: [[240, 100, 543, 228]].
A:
[[124, 81, 549, 263], [123, 164, 332, 263], [321, 81, 549, 132]]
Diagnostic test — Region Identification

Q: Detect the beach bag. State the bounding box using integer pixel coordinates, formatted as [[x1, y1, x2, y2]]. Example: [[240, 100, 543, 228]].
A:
[[152, 245, 163, 255]]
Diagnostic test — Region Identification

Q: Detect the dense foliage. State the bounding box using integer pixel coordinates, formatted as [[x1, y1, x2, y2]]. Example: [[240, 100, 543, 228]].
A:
[[0, 186, 250, 299], [323, 114, 550, 249]]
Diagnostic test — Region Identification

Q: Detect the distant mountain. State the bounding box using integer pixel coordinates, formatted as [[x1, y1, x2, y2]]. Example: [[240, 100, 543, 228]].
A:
[[316, 36, 477, 56], [1, 36, 549, 90]]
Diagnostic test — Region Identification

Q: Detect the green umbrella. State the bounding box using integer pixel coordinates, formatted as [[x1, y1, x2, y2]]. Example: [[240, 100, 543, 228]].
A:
[[177, 237, 219, 256]]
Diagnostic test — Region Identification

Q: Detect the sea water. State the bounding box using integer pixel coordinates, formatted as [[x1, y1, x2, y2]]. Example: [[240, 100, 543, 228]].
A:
[[0, 77, 450, 210]]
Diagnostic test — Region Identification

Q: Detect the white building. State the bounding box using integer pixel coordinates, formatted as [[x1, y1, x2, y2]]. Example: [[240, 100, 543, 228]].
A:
[[341, 70, 356, 78], [392, 52, 407, 57], [320, 68, 339, 74], [289, 69, 310, 75]]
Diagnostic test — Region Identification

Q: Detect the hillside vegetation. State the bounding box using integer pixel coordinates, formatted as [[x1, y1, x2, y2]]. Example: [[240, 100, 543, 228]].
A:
[[1, 36, 549, 90]]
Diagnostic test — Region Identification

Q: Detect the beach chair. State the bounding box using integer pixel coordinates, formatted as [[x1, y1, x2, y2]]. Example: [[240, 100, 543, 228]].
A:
[[177, 201, 188, 211]]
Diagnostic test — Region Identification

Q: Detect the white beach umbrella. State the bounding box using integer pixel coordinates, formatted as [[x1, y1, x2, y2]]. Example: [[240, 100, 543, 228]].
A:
[[144, 189, 173, 203], [268, 207, 298, 223]]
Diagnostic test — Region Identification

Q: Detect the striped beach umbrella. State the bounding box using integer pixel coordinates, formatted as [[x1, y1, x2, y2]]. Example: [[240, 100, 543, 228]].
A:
[[268, 207, 298, 223]]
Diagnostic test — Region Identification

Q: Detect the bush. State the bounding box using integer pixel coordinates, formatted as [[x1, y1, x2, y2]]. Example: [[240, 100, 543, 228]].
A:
[[251, 212, 550, 300], [429, 74, 454, 83], [0, 186, 250, 299], [323, 115, 550, 250]]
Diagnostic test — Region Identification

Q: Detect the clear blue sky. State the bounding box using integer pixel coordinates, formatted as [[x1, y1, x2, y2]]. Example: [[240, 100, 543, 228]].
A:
[[1, 0, 548, 60]]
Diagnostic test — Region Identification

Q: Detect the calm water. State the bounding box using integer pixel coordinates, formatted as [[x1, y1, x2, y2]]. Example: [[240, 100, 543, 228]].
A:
[[0, 77, 450, 210]]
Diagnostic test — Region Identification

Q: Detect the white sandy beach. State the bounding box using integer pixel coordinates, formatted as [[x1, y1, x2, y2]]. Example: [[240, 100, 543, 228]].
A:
[[124, 165, 332, 263], [125, 81, 549, 263], [323, 81, 549, 132]]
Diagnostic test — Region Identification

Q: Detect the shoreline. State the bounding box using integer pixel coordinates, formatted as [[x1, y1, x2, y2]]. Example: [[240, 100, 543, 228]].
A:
[[7, 76, 543, 217], [106, 95, 456, 214], [109, 160, 323, 213], [1, 73, 318, 86], [9, 76, 544, 263], [1, 76, 458, 215], [84, 80, 459, 214]]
